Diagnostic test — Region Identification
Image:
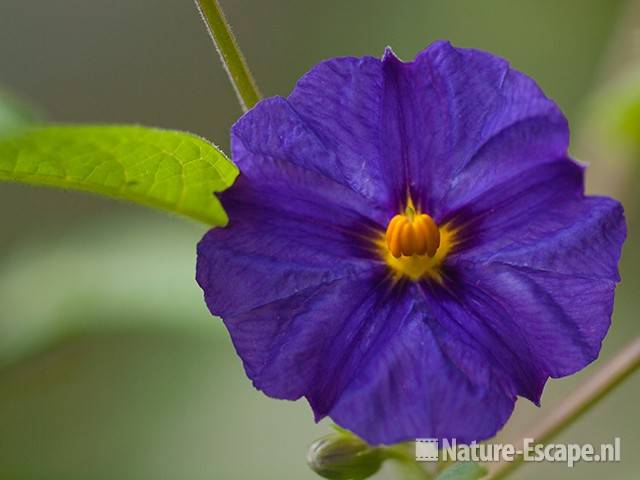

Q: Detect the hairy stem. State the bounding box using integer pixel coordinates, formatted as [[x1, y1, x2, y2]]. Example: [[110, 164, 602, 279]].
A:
[[195, 0, 262, 112], [486, 337, 640, 479]]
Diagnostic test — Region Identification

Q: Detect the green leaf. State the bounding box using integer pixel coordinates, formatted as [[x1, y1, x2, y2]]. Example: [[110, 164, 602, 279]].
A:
[[0, 125, 238, 225], [0, 89, 40, 137], [434, 461, 487, 480]]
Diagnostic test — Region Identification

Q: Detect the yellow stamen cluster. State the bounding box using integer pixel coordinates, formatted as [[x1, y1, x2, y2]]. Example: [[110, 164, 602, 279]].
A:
[[385, 209, 440, 259], [377, 203, 456, 282]]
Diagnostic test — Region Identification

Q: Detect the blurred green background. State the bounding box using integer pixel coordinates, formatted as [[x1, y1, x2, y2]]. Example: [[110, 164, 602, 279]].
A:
[[0, 1, 638, 479]]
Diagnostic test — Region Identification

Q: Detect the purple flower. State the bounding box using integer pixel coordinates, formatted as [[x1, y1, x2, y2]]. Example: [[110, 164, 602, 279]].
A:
[[196, 41, 626, 445]]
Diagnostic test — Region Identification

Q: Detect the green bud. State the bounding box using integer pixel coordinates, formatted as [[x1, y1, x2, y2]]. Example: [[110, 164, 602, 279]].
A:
[[307, 432, 385, 480]]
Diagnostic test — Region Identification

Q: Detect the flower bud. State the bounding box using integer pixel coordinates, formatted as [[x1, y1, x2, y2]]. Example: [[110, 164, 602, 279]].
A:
[[307, 432, 384, 480]]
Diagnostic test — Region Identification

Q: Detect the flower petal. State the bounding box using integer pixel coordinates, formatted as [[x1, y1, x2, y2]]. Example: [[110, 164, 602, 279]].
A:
[[196, 185, 377, 319], [196, 139, 393, 391], [381, 41, 569, 217], [234, 55, 403, 213], [204, 264, 517, 444], [449, 160, 626, 283], [231, 96, 391, 227], [327, 286, 516, 444], [335, 249, 620, 444], [287, 55, 403, 209], [218, 273, 393, 401], [450, 261, 618, 379]]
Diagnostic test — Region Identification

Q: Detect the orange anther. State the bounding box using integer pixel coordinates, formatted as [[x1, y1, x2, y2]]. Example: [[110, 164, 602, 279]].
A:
[[384, 212, 440, 259]]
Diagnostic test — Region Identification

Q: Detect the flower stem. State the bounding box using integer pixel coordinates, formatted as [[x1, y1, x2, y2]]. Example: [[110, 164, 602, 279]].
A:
[[195, 0, 262, 112], [486, 336, 640, 479]]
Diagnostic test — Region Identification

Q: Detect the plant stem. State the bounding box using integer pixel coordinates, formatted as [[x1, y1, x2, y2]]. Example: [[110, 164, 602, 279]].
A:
[[486, 336, 640, 479], [195, 0, 261, 112]]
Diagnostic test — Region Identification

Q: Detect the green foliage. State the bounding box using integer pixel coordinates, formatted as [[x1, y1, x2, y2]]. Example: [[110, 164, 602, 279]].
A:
[[434, 461, 487, 480], [0, 125, 238, 225]]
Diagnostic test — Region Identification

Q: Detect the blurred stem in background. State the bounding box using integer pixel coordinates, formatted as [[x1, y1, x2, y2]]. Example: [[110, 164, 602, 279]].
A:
[[487, 337, 640, 479], [195, 0, 262, 112]]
